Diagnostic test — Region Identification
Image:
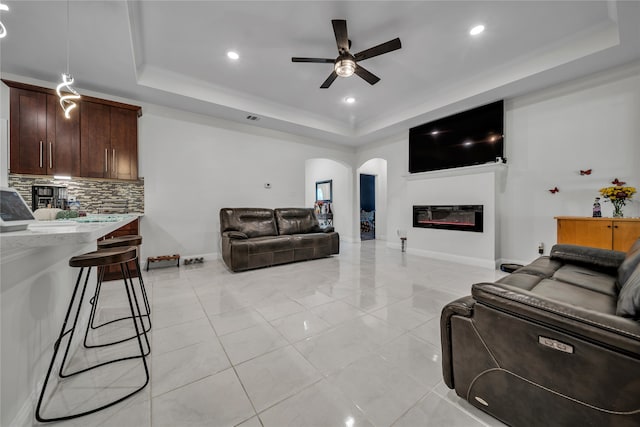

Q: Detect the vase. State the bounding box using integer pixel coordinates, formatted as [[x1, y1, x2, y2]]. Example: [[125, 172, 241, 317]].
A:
[[612, 201, 624, 218]]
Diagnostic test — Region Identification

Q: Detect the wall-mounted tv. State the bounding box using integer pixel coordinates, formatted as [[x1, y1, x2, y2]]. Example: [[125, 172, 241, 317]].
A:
[[409, 100, 504, 173]]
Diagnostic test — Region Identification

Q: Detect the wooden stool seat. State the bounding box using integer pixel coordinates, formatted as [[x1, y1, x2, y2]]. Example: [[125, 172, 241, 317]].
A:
[[98, 235, 143, 249], [70, 247, 137, 268]]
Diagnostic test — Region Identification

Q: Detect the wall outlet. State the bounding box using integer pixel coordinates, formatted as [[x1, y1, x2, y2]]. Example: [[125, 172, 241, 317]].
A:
[[538, 242, 544, 255], [264, 183, 271, 189]]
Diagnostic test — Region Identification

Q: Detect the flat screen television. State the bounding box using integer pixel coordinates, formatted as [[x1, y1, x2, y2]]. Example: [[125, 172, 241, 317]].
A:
[[409, 100, 504, 173]]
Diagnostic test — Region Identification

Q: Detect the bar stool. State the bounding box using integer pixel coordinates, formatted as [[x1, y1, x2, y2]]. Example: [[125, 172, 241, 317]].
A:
[[35, 246, 150, 422], [85, 235, 151, 348]]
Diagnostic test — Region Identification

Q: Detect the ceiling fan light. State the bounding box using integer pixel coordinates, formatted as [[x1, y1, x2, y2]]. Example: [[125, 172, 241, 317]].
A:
[[335, 59, 356, 77]]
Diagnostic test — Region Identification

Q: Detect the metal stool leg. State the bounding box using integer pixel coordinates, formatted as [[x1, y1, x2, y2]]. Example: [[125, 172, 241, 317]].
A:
[[36, 261, 150, 422], [83, 260, 151, 349]]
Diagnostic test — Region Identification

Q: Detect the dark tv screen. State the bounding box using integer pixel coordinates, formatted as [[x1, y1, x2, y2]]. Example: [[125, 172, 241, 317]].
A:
[[409, 100, 504, 173]]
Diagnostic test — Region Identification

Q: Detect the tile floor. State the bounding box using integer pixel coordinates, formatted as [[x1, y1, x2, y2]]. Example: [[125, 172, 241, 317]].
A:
[[35, 241, 509, 427]]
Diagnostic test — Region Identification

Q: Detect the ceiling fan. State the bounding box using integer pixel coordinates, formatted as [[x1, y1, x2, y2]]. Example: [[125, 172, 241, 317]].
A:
[[292, 19, 401, 89]]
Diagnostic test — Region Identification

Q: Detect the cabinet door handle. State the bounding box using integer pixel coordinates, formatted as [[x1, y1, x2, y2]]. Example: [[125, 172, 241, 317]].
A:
[[607, 225, 612, 228], [105, 148, 108, 173], [614, 225, 619, 229], [39, 141, 43, 168], [49, 142, 53, 169], [112, 149, 116, 173]]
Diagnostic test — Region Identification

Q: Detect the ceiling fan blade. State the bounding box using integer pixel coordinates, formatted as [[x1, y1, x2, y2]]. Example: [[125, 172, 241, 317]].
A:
[[354, 65, 380, 85], [292, 57, 335, 63], [354, 38, 402, 61], [332, 19, 349, 53], [320, 71, 338, 89]]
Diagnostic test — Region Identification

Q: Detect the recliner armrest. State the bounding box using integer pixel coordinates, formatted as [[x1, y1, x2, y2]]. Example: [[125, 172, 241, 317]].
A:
[[440, 295, 476, 389], [472, 282, 640, 355], [322, 226, 335, 233], [550, 244, 625, 271], [222, 231, 248, 239]]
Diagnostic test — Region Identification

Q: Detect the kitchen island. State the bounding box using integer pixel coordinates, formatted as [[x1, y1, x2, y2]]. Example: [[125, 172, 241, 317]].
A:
[[0, 214, 141, 426]]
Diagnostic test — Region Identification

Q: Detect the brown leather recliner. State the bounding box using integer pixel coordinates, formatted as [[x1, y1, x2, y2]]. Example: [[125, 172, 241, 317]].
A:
[[441, 240, 640, 426], [220, 207, 339, 272]]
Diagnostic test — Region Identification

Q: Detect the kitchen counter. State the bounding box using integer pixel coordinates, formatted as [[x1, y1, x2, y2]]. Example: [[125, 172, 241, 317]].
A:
[[1, 213, 143, 425], [0, 214, 142, 254]]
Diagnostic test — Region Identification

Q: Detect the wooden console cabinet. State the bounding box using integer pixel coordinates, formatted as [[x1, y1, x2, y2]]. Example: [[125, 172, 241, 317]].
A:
[[555, 216, 640, 252], [98, 218, 140, 281]]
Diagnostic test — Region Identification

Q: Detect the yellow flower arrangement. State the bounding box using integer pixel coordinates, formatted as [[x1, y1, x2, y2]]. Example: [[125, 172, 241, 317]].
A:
[[599, 185, 636, 217]]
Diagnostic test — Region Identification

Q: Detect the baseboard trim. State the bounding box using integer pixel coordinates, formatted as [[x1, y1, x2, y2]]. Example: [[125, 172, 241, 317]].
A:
[[387, 242, 496, 269]]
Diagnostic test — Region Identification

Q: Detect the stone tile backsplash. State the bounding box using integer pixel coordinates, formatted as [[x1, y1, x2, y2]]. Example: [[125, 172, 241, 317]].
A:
[[8, 174, 144, 214]]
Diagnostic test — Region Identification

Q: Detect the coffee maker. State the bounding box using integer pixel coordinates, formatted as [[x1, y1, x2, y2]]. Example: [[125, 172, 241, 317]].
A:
[[31, 185, 69, 211]]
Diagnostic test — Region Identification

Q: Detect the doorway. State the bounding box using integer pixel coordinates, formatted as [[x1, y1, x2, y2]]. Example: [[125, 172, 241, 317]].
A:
[[360, 174, 375, 240]]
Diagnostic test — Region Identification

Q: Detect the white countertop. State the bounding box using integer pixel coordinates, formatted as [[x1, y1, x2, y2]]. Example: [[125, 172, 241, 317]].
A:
[[0, 214, 141, 254]]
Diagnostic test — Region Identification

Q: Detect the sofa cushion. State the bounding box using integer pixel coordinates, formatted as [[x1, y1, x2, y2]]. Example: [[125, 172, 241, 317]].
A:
[[496, 273, 545, 291], [617, 238, 640, 291], [552, 265, 618, 297], [617, 264, 640, 318], [220, 208, 278, 238], [529, 279, 617, 315], [274, 208, 321, 235], [513, 256, 562, 278]]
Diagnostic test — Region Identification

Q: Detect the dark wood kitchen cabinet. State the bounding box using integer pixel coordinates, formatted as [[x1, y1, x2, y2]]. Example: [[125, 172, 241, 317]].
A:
[[80, 101, 138, 180], [8, 87, 80, 176], [3, 79, 140, 180]]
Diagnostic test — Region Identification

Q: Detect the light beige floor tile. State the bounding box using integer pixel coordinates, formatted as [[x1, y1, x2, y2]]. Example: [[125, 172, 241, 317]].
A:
[[151, 369, 255, 427], [393, 392, 485, 427], [377, 333, 443, 389], [208, 306, 268, 336], [258, 380, 373, 427], [327, 353, 428, 426], [151, 339, 231, 397], [269, 310, 332, 343], [235, 346, 322, 412], [219, 323, 288, 365]]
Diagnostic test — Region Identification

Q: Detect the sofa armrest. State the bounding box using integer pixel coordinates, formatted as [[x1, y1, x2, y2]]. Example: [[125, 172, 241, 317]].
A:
[[472, 282, 640, 356], [322, 226, 335, 233], [550, 244, 625, 271], [440, 296, 476, 389], [222, 231, 248, 239]]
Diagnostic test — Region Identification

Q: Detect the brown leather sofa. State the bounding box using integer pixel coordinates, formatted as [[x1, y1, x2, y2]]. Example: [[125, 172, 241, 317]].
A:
[[441, 239, 640, 427], [220, 207, 339, 272]]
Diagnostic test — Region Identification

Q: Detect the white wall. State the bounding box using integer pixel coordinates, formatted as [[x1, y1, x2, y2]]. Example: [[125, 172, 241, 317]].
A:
[[138, 106, 355, 260], [304, 158, 354, 241], [498, 63, 640, 264], [359, 62, 640, 266]]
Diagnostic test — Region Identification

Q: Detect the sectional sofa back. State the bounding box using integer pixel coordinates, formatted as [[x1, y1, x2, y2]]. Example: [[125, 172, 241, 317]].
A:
[[274, 208, 321, 235], [219, 208, 278, 238]]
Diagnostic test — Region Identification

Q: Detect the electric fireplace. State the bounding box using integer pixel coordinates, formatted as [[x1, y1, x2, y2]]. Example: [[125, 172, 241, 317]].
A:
[[413, 205, 483, 232]]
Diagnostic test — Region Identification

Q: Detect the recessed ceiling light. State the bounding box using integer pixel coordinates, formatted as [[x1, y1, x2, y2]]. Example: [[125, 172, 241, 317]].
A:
[[464, 140, 473, 146], [344, 96, 356, 104], [227, 51, 239, 60], [469, 25, 485, 36], [430, 130, 439, 135]]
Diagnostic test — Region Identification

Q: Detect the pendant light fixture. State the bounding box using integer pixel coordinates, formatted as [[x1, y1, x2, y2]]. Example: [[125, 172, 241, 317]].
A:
[[0, 3, 8, 39], [56, 0, 80, 119]]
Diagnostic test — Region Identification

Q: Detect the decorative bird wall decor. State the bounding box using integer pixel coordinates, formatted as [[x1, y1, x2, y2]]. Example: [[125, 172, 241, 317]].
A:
[[580, 169, 592, 176], [612, 178, 626, 186], [549, 187, 559, 194]]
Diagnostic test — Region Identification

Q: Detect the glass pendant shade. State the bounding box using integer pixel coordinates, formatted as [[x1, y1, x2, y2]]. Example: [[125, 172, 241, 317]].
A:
[[335, 58, 356, 77]]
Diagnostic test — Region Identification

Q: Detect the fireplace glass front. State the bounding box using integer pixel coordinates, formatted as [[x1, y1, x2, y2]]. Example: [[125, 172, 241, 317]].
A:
[[413, 205, 483, 232]]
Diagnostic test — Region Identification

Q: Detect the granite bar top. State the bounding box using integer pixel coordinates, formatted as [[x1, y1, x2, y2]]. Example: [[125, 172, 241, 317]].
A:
[[0, 214, 142, 254]]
